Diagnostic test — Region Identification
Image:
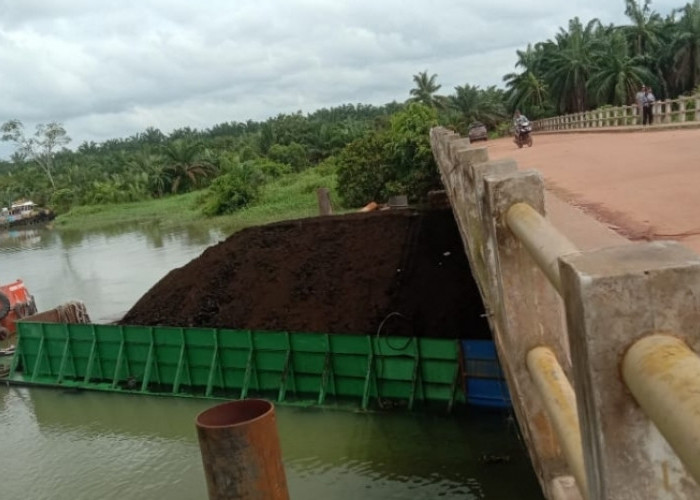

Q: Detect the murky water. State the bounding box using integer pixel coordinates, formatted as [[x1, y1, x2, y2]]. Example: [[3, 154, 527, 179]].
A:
[[0, 223, 223, 322], [0, 224, 543, 499]]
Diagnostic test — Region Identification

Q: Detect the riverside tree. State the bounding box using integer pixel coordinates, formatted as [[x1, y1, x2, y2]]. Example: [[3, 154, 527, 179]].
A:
[[1, 119, 71, 190]]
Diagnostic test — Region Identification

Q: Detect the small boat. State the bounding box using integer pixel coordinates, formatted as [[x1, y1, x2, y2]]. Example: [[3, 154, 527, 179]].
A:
[[0, 200, 55, 229]]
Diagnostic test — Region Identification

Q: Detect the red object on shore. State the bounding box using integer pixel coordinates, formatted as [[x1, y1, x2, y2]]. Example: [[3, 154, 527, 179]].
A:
[[0, 279, 37, 338]]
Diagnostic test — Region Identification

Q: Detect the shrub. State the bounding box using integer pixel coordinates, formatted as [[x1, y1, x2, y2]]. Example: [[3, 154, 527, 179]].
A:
[[268, 142, 308, 171], [336, 131, 393, 207], [336, 103, 441, 207], [201, 162, 266, 216]]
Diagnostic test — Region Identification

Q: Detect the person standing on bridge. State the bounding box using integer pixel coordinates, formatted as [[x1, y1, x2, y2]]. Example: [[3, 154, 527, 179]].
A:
[[636, 85, 656, 125], [643, 86, 656, 125]]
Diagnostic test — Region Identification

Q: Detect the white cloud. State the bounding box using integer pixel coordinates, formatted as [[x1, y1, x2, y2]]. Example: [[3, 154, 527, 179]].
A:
[[0, 0, 684, 149]]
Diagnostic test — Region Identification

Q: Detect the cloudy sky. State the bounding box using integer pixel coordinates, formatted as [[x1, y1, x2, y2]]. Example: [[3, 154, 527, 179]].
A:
[[0, 0, 681, 149]]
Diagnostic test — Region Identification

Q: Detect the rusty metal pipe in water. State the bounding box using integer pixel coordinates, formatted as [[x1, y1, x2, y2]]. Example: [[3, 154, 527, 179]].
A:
[[196, 399, 289, 500]]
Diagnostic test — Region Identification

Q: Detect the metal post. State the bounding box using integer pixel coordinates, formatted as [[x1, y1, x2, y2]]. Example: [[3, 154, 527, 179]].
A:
[[196, 399, 289, 500], [622, 333, 700, 486]]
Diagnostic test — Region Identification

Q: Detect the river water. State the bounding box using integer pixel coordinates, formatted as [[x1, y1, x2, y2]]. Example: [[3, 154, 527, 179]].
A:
[[0, 224, 543, 499]]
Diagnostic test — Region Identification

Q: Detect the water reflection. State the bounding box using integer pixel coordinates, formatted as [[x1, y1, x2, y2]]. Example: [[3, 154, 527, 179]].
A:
[[56, 221, 226, 251], [0, 222, 225, 323], [2, 386, 541, 500], [0, 227, 46, 251]]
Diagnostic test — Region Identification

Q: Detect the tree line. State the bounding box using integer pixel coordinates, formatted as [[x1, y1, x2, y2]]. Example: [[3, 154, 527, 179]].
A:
[[0, 0, 696, 214], [504, 0, 700, 118]]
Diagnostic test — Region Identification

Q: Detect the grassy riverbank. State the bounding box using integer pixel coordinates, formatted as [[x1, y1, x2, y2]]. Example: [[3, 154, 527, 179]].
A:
[[55, 167, 343, 234]]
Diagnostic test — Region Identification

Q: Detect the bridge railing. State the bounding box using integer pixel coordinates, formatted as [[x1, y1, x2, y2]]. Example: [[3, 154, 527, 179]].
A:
[[430, 126, 700, 500], [532, 94, 700, 131]]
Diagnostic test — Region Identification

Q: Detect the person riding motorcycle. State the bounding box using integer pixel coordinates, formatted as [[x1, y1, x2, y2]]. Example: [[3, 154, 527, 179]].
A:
[[513, 110, 529, 134], [512, 110, 534, 148]]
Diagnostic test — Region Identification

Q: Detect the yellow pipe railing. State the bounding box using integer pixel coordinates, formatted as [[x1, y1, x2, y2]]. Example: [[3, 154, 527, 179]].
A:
[[527, 347, 588, 499], [622, 333, 700, 486], [505, 202, 579, 294]]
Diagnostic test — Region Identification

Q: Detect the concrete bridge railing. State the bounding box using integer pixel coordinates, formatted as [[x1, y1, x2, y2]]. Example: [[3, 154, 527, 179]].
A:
[[430, 126, 700, 500], [532, 94, 700, 131]]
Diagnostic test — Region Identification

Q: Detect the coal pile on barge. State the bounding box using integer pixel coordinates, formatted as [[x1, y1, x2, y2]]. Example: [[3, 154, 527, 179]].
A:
[[121, 209, 490, 339]]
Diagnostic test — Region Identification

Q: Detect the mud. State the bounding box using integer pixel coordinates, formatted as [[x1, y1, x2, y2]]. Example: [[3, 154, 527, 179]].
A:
[[121, 209, 490, 339]]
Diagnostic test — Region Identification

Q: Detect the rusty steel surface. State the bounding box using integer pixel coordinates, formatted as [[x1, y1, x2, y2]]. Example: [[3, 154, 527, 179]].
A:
[[505, 202, 579, 294], [22, 301, 91, 324], [196, 399, 289, 500], [622, 334, 700, 487], [526, 347, 587, 499]]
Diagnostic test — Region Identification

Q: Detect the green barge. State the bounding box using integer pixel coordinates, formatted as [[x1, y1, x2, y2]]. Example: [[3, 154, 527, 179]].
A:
[[5, 320, 470, 412]]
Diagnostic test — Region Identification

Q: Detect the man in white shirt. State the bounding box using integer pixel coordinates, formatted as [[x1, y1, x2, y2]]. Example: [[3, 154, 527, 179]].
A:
[[636, 85, 656, 125]]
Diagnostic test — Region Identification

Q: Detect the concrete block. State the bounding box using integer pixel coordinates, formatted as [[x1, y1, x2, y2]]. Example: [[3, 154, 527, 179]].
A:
[[560, 241, 700, 499]]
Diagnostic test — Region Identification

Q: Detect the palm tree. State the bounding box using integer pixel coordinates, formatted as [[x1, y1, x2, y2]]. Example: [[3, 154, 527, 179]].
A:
[[503, 44, 550, 116], [588, 31, 656, 105], [161, 140, 216, 194], [622, 0, 663, 57], [670, 0, 700, 92], [126, 149, 168, 197], [448, 84, 507, 132], [541, 18, 601, 113], [408, 71, 448, 109]]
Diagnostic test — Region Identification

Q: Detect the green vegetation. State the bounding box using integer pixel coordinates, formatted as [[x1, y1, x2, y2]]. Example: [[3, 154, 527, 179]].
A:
[[55, 165, 341, 234], [1, 0, 698, 227], [337, 103, 440, 206]]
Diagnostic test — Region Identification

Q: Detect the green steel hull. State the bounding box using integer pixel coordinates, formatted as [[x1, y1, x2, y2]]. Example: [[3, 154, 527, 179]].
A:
[[4, 321, 466, 413]]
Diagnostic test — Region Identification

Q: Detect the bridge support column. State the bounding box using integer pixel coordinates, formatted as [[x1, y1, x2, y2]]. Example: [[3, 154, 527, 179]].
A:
[[559, 242, 700, 499], [481, 170, 581, 499]]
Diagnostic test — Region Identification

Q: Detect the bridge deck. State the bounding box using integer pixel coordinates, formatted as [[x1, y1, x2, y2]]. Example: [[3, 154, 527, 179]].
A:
[[487, 129, 700, 253]]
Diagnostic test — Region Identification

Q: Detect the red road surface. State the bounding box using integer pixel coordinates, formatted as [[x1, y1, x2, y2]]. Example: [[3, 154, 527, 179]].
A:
[[486, 129, 700, 253]]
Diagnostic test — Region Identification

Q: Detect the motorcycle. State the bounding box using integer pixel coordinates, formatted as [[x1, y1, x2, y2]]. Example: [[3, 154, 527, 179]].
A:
[[514, 120, 533, 148]]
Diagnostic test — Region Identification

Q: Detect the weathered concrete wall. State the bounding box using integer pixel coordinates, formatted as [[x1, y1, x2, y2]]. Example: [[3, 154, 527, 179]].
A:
[[430, 126, 700, 500], [430, 128, 580, 500]]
